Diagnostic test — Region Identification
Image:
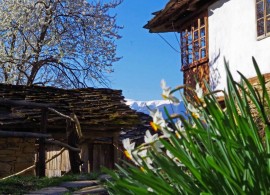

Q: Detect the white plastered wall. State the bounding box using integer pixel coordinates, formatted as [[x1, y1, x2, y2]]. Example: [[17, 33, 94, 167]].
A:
[[208, 0, 270, 91]]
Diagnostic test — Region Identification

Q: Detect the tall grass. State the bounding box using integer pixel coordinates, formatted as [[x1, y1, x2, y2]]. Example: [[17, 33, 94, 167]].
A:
[[104, 58, 270, 194]]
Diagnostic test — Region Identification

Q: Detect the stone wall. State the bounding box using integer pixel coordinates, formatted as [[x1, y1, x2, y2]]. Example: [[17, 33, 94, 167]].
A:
[[0, 138, 36, 178]]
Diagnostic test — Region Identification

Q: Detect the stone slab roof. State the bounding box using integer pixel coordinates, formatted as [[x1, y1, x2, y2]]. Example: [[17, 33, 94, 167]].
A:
[[0, 84, 141, 135]]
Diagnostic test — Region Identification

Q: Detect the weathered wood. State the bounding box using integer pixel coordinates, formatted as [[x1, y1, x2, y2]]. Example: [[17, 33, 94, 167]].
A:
[[67, 121, 81, 174], [80, 143, 89, 173], [45, 139, 80, 152], [1, 148, 65, 180], [36, 109, 48, 177], [89, 142, 94, 172], [92, 144, 114, 172], [48, 107, 75, 121], [0, 130, 51, 138], [71, 113, 82, 139], [0, 99, 52, 108]]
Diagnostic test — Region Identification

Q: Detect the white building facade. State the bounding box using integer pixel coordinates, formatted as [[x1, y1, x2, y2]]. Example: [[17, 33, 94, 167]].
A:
[[209, 0, 270, 90], [145, 0, 270, 92]]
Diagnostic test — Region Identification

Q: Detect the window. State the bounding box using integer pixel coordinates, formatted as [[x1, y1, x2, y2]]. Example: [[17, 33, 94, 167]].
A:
[[180, 14, 208, 68], [256, 0, 270, 38]]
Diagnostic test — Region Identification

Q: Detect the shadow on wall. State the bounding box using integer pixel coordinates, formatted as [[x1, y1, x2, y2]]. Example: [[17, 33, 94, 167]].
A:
[[209, 0, 230, 16], [209, 48, 221, 91]]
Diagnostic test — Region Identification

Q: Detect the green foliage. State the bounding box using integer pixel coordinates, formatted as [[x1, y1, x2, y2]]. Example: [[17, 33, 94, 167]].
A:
[[104, 57, 270, 194], [0, 173, 99, 194]]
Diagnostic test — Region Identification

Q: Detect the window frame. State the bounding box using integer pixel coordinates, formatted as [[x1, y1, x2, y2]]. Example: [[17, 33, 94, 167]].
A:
[[180, 12, 208, 70], [256, 0, 270, 40]]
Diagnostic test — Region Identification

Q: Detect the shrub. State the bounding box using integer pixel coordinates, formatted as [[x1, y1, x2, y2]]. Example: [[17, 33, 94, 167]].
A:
[[104, 58, 270, 194]]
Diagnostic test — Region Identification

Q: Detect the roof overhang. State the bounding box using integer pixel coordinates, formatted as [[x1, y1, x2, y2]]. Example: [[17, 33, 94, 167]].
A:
[[144, 0, 218, 33]]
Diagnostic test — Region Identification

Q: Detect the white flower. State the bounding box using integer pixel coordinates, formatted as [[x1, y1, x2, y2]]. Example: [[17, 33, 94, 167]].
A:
[[187, 103, 200, 119], [147, 187, 154, 192], [150, 109, 166, 131], [166, 150, 174, 159], [174, 120, 186, 139], [161, 128, 171, 138], [138, 149, 147, 158], [131, 149, 141, 165], [175, 120, 183, 130], [195, 83, 203, 100], [138, 149, 154, 170], [161, 79, 171, 97], [144, 130, 164, 152], [153, 140, 164, 153], [187, 103, 198, 113], [149, 109, 173, 138], [144, 130, 158, 143], [161, 79, 179, 104], [123, 138, 135, 151], [150, 109, 164, 123], [122, 138, 135, 160]]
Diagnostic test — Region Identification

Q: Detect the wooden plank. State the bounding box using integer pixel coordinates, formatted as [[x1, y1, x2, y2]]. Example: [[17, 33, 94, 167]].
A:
[[80, 143, 89, 173], [92, 144, 114, 172], [89, 142, 94, 172], [0, 130, 51, 138], [61, 149, 71, 173]]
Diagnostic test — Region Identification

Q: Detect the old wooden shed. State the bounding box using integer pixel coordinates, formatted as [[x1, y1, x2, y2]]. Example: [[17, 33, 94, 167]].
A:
[[0, 84, 149, 178]]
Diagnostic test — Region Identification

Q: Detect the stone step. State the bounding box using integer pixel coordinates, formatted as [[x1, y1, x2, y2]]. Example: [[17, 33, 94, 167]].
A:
[[73, 185, 107, 195]]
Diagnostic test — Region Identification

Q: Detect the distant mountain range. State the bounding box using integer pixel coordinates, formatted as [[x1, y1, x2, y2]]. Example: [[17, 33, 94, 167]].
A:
[[125, 99, 186, 118]]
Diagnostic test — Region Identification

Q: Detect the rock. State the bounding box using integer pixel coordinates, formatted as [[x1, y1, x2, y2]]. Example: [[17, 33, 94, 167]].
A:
[[60, 180, 99, 188], [27, 186, 69, 195]]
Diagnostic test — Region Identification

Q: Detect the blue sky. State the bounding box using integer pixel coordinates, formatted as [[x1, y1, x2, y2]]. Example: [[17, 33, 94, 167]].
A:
[[108, 0, 183, 101]]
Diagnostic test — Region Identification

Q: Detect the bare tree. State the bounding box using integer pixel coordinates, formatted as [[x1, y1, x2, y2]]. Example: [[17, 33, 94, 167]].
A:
[[0, 0, 122, 87]]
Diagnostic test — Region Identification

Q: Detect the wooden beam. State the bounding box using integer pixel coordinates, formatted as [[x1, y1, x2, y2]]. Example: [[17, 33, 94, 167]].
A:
[[45, 139, 80, 152], [47, 108, 74, 122], [67, 120, 81, 174], [0, 130, 51, 138], [37, 109, 48, 177], [89, 142, 94, 172], [80, 143, 89, 173]]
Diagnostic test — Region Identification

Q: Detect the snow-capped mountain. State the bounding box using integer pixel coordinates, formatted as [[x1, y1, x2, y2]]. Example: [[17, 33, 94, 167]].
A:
[[125, 99, 186, 118]]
